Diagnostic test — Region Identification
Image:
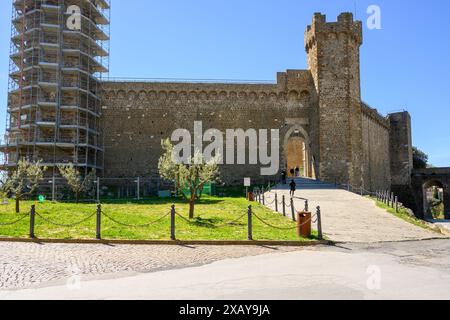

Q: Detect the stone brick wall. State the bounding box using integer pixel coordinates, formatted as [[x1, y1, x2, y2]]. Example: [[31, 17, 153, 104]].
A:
[[100, 71, 316, 185], [362, 104, 391, 191], [97, 12, 395, 192]]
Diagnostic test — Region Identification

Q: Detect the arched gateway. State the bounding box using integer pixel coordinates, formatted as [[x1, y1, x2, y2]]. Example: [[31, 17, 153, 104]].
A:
[[282, 125, 315, 179]]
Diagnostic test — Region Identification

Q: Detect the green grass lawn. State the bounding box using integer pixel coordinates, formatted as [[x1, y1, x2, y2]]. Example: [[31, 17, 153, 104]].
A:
[[0, 196, 315, 241]]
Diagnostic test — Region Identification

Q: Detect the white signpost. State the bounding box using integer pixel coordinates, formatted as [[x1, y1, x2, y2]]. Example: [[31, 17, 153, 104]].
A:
[[244, 178, 251, 199]]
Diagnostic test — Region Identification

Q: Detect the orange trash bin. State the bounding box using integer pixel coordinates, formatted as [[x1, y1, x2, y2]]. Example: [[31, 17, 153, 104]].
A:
[[247, 192, 254, 202], [297, 211, 312, 238]]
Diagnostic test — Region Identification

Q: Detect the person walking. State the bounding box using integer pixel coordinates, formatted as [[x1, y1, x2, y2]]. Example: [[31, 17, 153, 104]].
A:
[[281, 170, 287, 185], [290, 168, 295, 177], [289, 179, 297, 198]]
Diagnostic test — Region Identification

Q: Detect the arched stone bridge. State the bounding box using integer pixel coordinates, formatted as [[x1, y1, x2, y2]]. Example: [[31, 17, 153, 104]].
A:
[[411, 168, 450, 220]]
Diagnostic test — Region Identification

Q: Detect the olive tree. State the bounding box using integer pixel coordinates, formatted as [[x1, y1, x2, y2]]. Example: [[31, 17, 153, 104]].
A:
[[58, 163, 96, 203], [158, 139, 220, 219], [3, 159, 47, 213]]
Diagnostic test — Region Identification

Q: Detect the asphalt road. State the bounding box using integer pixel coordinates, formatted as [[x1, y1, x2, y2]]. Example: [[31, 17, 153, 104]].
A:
[[1, 239, 449, 300]]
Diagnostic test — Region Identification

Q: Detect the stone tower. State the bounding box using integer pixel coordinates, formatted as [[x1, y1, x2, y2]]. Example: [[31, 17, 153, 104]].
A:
[[305, 13, 364, 187], [389, 112, 413, 187]]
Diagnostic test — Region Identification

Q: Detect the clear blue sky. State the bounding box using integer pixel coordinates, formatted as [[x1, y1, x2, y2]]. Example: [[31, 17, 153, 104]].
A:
[[0, 0, 449, 166]]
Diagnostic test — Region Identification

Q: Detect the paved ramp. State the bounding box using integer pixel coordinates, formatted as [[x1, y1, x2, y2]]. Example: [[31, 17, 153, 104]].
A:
[[264, 178, 446, 243]]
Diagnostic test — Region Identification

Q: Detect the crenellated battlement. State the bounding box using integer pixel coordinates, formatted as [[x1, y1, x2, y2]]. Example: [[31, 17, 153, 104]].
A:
[[305, 12, 363, 53]]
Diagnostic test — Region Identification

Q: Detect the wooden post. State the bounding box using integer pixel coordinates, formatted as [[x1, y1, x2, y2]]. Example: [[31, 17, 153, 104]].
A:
[[171, 205, 176, 241], [317, 206, 323, 240], [291, 198, 296, 222], [96, 204, 101, 240], [395, 196, 399, 213], [29, 205, 36, 239], [282, 195, 286, 217], [51, 176, 56, 202], [247, 205, 253, 241], [137, 177, 141, 200], [275, 193, 278, 212], [391, 193, 395, 208], [96, 177, 100, 203]]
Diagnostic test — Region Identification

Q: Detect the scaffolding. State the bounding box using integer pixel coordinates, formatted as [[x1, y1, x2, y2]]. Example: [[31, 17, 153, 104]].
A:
[[1, 0, 110, 178]]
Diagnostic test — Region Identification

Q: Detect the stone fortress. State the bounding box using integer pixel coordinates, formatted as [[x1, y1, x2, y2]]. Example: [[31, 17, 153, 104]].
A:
[[97, 12, 450, 219], [101, 12, 402, 192], [2, 2, 448, 219]]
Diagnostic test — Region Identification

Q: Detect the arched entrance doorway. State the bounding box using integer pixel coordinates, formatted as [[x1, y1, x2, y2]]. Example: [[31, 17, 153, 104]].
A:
[[286, 136, 306, 177], [283, 125, 315, 179], [422, 180, 445, 220]]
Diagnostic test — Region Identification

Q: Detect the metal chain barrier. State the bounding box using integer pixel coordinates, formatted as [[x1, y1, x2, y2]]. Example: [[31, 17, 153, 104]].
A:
[[252, 212, 315, 230], [102, 211, 171, 228], [338, 183, 377, 197], [174, 211, 192, 223], [35, 211, 97, 228], [0, 214, 29, 226], [175, 211, 247, 228], [264, 197, 277, 206]]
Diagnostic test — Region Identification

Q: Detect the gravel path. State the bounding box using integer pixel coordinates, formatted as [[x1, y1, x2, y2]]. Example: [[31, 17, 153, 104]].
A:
[[0, 242, 301, 290]]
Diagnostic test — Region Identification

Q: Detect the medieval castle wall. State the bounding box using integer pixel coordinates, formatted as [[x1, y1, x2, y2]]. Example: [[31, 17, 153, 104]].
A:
[[362, 104, 391, 191], [98, 13, 404, 192], [101, 70, 316, 185]]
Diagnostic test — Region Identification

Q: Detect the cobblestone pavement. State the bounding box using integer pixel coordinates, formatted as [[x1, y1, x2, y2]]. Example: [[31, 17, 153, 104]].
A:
[[0, 242, 303, 290], [264, 187, 448, 243]]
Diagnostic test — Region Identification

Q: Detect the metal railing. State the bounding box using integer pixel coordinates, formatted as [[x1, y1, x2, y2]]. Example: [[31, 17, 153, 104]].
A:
[[375, 190, 404, 213], [337, 183, 404, 214]]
